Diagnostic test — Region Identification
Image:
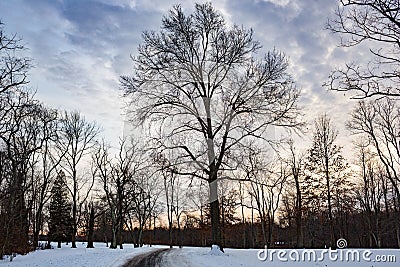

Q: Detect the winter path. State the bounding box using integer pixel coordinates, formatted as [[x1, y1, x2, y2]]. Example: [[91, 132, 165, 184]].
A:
[[122, 248, 170, 267]]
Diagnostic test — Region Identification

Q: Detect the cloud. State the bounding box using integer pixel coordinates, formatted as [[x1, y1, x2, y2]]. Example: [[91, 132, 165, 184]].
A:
[[0, 0, 370, 152]]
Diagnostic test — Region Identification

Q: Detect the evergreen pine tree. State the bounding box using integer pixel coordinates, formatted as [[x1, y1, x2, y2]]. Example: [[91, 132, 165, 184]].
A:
[[48, 170, 73, 248]]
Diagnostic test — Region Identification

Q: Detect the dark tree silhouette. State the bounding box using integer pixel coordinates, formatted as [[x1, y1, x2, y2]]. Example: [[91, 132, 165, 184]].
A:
[[0, 20, 31, 95], [347, 99, 400, 244], [306, 114, 349, 248], [326, 0, 400, 98], [286, 140, 306, 248], [57, 111, 99, 248], [121, 2, 301, 250], [48, 170, 73, 249]]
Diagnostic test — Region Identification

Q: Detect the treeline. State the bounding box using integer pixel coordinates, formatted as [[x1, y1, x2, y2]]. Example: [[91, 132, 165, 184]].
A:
[[83, 111, 400, 249], [0, 18, 101, 255], [0, 20, 160, 256], [86, 211, 400, 249]]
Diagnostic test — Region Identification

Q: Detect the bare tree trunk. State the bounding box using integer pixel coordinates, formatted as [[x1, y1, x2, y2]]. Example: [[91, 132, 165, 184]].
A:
[[210, 196, 221, 250], [177, 216, 182, 248], [325, 160, 335, 248], [71, 171, 77, 249], [206, 98, 222, 251], [87, 204, 95, 248], [251, 196, 256, 247], [111, 213, 117, 249], [259, 211, 267, 245], [396, 224, 400, 248], [118, 206, 124, 249], [294, 168, 303, 248], [168, 221, 173, 248], [137, 225, 144, 247], [164, 174, 173, 248], [153, 216, 156, 246], [209, 174, 221, 249], [33, 200, 46, 248], [239, 182, 247, 248]]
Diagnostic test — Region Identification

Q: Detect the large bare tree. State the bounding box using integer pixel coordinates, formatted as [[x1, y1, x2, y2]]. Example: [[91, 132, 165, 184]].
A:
[[121, 3, 301, 250], [326, 0, 400, 98]]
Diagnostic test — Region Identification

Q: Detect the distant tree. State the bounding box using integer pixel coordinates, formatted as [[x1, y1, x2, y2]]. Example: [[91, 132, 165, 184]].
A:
[[353, 140, 386, 247], [326, 0, 400, 98], [82, 200, 105, 249], [237, 145, 287, 247], [48, 170, 73, 249], [186, 180, 209, 228], [154, 151, 188, 248], [57, 111, 99, 248], [347, 99, 400, 206], [347, 99, 400, 245], [30, 107, 61, 248], [94, 138, 156, 249], [128, 168, 161, 248], [121, 2, 301, 250], [92, 140, 118, 248], [154, 153, 176, 248], [285, 140, 306, 248], [219, 180, 241, 244], [112, 139, 152, 249], [306, 114, 349, 248]]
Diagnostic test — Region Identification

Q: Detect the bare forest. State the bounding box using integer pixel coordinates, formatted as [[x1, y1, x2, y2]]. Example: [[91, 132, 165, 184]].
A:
[[1, 0, 400, 258]]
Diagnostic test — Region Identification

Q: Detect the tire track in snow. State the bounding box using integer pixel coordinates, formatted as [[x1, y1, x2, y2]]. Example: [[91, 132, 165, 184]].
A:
[[122, 248, 170, 267]]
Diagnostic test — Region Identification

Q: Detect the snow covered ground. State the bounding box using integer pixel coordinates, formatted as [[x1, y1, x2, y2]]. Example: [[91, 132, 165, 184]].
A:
[[163, 247, 400, 267], [0, 242, 161, 267], [1, 242, 399, 267]]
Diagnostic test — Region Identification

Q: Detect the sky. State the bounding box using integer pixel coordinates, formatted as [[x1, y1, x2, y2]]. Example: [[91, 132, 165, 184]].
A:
[[0, 0, 368, 152]]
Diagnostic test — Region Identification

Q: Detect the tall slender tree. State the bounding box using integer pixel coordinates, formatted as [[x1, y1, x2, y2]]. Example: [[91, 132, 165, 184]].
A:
[[58, 111, 99, 248], [286, 140, 305, 248], [306, 114, 347, 248]]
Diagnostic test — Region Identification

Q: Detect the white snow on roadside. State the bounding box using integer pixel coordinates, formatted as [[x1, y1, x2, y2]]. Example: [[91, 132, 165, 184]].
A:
[[0, 242, 161, 267], [162, 247, 400, 267], [2, 243, 400, 267], [209, 245, 224, 256]]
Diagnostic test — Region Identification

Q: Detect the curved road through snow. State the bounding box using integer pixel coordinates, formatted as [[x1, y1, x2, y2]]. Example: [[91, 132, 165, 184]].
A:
[[122, 248, 170, 267]]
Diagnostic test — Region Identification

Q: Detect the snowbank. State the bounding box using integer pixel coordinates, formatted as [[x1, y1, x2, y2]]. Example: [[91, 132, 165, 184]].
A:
[[2, 243, 399, 267], [0, 242, 159, 267]]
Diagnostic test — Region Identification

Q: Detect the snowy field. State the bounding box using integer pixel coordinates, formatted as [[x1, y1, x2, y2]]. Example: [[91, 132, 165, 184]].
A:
[[1, 242, 400, 267], [0, 242, 161, 267], [163, 246, 400, 267]]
